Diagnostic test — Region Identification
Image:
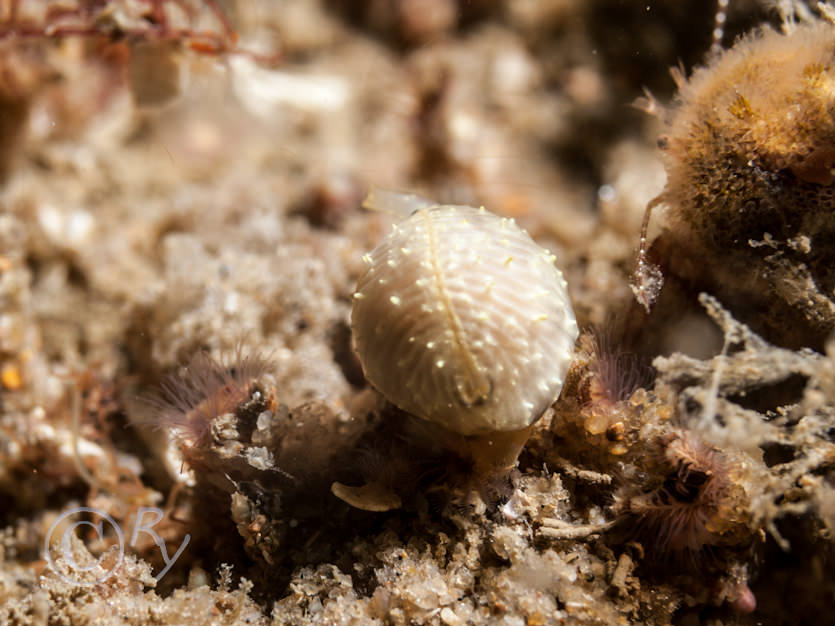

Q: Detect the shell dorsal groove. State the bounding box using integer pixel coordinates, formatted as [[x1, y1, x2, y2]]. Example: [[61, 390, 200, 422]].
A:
[[419, 207, 493, 407]]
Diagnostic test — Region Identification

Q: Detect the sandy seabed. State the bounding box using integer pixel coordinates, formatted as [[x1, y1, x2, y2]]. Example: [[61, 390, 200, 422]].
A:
[[0, 1, 832, 625]]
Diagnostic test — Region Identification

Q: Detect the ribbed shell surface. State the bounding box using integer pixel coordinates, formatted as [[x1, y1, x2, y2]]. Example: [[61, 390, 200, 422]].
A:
[[351, 205, 578, 436]]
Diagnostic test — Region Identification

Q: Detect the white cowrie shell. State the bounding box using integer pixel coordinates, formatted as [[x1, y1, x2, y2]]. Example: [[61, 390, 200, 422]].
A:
[[352, 191, 578, 436]]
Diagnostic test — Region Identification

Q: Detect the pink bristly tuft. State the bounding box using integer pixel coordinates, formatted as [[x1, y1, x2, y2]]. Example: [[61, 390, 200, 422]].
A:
[[618, 432, 731, 569], [587, 327, 651, 406], [144, 346, 273, 447]]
